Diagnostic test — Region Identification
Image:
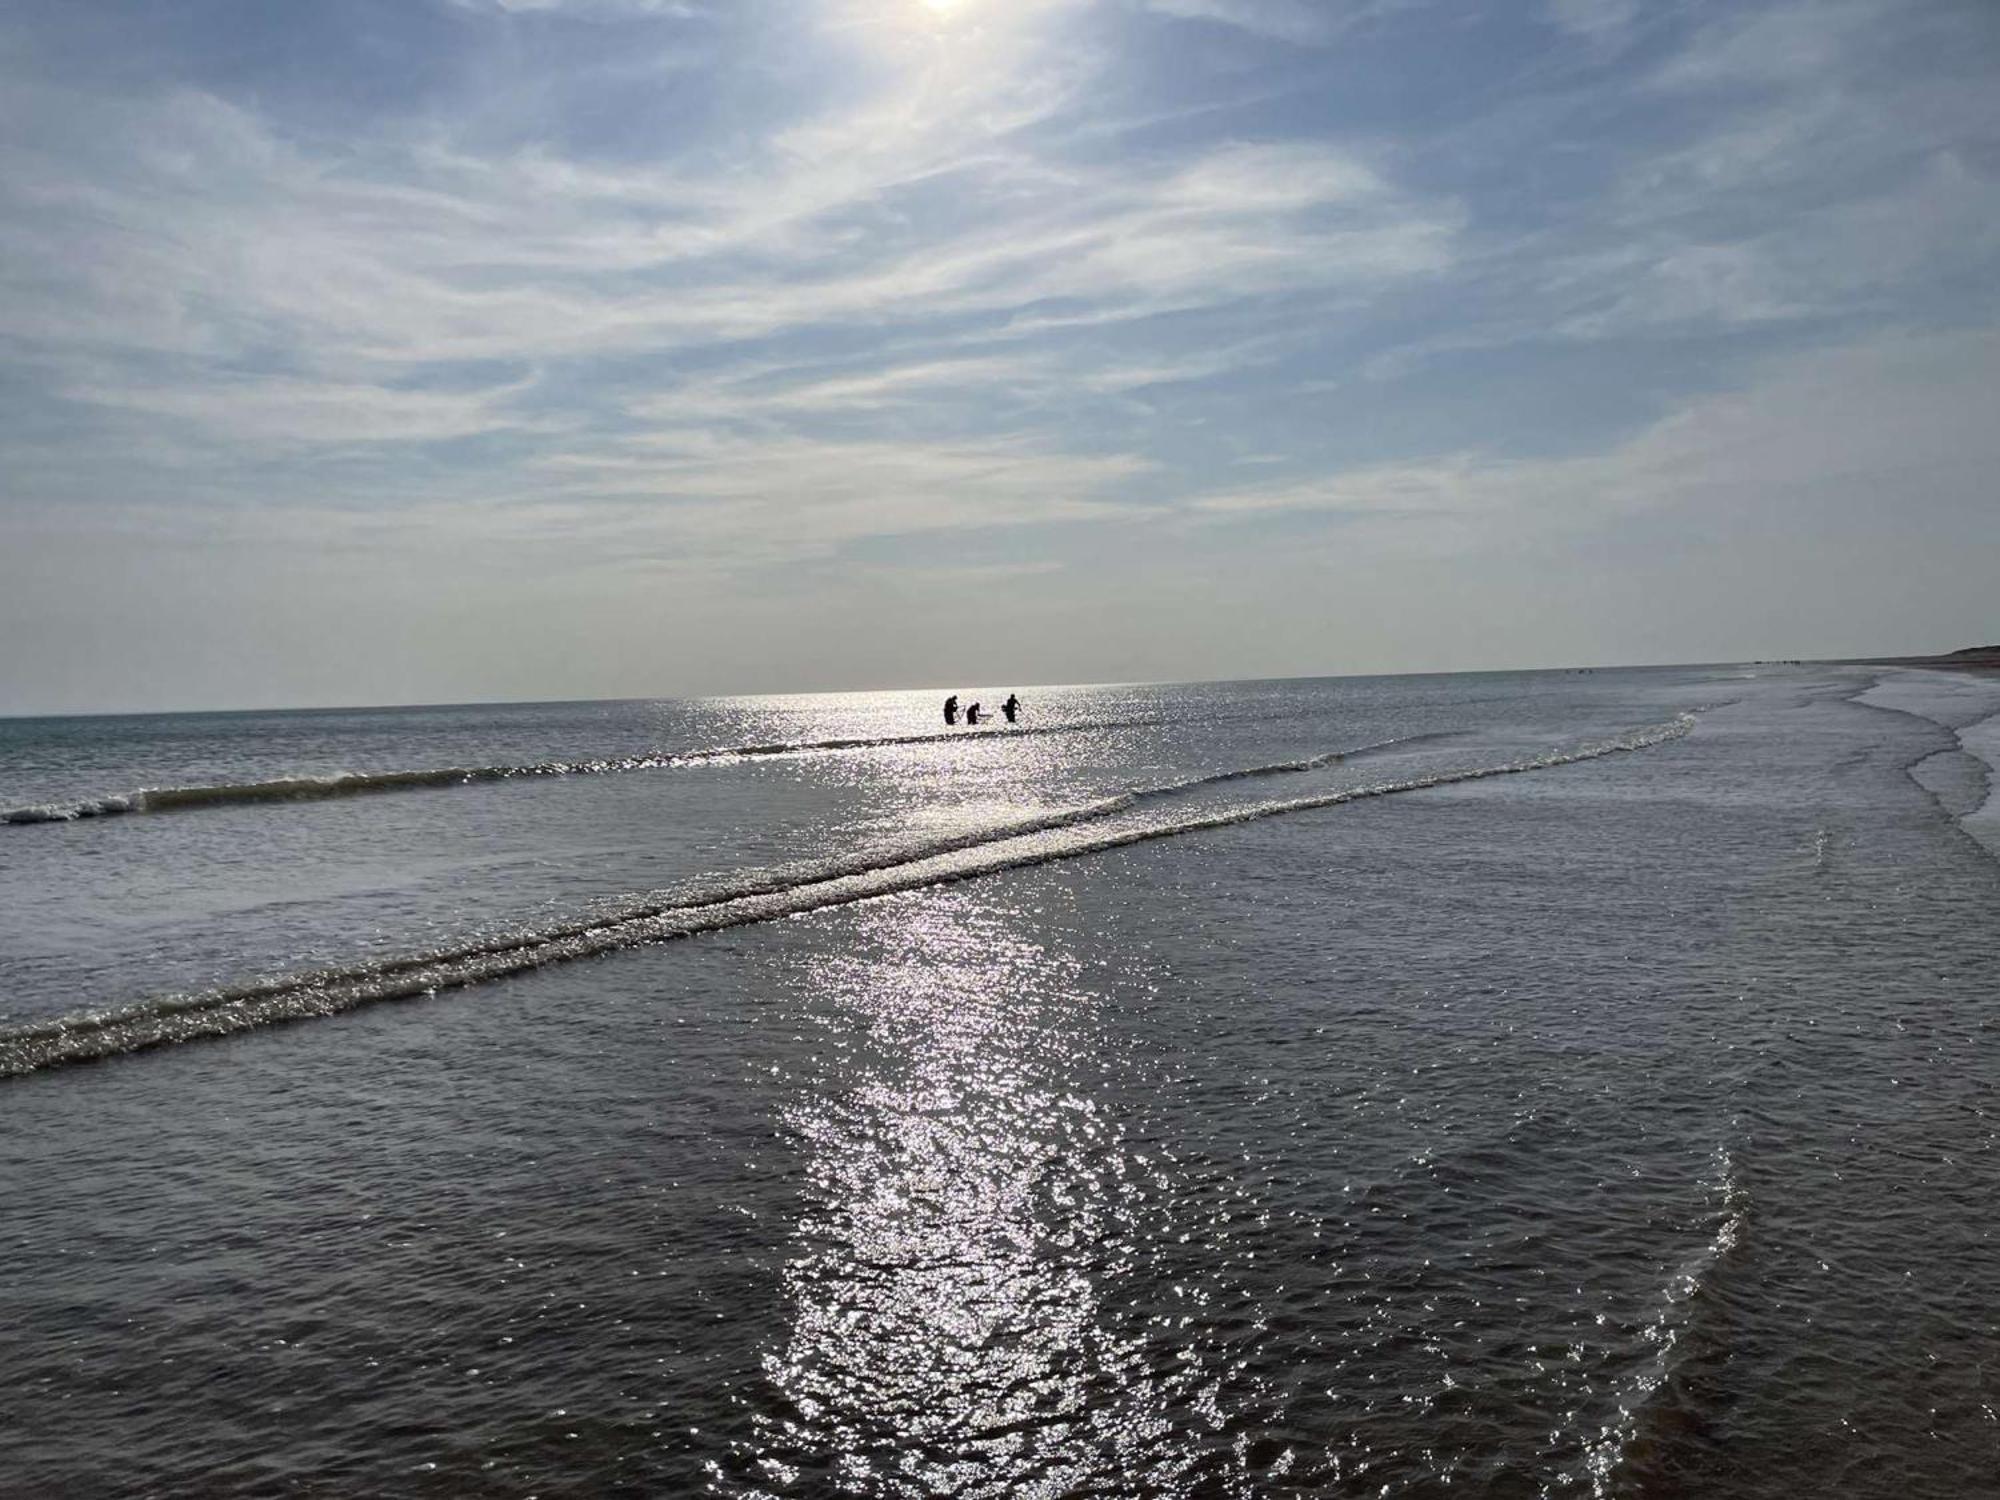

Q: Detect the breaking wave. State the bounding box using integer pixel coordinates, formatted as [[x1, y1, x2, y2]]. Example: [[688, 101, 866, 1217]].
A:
[[1584, 1141, 1751, 1497], [0, 714, 1692, 1078], [0, 718, 1173, 826]]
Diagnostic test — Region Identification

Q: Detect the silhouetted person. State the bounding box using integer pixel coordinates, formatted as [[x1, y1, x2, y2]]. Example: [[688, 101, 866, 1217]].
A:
[[943, 694, 959, 726], [1001, 693, 1020, 724], [965, 702, 982, 725]]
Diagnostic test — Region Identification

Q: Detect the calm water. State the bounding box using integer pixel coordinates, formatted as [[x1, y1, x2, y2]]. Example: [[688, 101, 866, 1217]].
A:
[[3, 665, 1997, 1496]]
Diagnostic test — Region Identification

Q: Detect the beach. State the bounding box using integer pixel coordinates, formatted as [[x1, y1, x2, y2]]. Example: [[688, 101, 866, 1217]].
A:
[[4, 662, 1999, 1495]]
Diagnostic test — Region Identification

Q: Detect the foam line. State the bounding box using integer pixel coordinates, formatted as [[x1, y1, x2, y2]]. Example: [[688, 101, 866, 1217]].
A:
[[0, 718, 1170, 826], [0, 715, 1692, 1078], [1583, 1141, 1750, 1496]]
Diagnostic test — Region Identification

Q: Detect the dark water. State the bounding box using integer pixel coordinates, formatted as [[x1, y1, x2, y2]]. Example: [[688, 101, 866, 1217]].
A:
[[3, 666, 1997, 1495]]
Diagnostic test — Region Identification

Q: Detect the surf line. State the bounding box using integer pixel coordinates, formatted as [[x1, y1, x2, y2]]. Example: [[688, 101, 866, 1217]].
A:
[[1583, 1140, 1751, 1497], [0, 719, 1172, 826], [0, 714, 1694, 1078]]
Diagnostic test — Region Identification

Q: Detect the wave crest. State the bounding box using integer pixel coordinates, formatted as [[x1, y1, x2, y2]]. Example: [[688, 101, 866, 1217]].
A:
[[0, 714, 1693, 1079], [1, 719, 1173, 825]]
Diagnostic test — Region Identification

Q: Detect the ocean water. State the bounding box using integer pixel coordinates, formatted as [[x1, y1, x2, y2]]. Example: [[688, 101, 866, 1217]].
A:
[[3, 664, 1998, 1496]]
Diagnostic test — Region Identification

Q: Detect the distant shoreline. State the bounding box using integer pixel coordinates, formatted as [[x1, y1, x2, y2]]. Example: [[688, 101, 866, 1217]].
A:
[[6, 655, 1997, 722], [1831, 646, 2000, 675]]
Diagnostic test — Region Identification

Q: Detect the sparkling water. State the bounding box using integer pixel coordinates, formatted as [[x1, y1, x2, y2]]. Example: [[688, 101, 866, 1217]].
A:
[[3, 663, 1997, 1495]]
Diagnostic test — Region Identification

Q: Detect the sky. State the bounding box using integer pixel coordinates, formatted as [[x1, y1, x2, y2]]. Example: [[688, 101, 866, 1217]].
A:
[[1, 0, 1996, 713]]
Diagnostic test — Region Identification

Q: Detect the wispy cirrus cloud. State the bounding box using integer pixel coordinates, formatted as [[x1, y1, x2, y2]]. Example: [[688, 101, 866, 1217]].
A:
[[1, 0, 1996, 708], [1139, 0, 1356, 45], [442, 0, 714, 16], [1185, 327, 2000, 544], [0, 46, 1456, 521], [1141, 0, 1432, 46]]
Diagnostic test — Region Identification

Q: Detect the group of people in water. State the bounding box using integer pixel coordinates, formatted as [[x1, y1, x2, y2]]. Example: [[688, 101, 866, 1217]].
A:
[[943, 692, 1020, 727]]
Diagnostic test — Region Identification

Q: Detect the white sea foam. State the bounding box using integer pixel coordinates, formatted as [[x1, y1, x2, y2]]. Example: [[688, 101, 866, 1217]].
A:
[[1959, 711, 2000, 857], [0, 714, 1692, 1078], [1857, 668, 2000, 858], [0, 719, 1172, 826], [1585, 1141, 1750, 1497]]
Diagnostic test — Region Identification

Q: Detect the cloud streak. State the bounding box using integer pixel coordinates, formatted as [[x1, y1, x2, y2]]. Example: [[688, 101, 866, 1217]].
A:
[[0, 0, 1996, 709]]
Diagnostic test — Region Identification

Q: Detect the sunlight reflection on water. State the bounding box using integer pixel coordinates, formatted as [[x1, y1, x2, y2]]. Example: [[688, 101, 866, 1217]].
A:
[[747, 893, 1187, 1495]]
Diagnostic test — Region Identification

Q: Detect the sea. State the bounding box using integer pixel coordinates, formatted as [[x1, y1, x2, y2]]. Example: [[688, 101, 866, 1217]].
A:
[[3, 663, 1997, 1497]]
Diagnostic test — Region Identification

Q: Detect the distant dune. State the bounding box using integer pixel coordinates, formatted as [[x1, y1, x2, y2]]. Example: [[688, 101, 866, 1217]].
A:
[[1838, 645, 2000, 672]]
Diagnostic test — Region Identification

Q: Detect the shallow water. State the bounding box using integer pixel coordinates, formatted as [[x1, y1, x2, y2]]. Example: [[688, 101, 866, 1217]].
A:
[[3, 665, 1997, 1495]]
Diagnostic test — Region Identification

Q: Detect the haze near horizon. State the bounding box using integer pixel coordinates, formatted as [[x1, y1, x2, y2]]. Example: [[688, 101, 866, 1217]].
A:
[[2, 0, 1996, 715]]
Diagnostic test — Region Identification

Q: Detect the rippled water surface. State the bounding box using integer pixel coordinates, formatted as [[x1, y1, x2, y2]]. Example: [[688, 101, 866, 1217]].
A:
[[3, 666, 1998, 1496]]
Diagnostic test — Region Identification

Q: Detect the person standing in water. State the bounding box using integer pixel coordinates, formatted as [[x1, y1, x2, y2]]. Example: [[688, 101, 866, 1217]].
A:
[[1001, 693, 1020, 724], [943, 694, 959, 726], [965, 702, 982, 725]]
